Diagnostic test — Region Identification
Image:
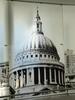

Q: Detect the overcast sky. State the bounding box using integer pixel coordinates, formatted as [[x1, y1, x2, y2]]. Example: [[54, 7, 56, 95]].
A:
[[11, 2, 64, 65], [0, 1, 75, 65]]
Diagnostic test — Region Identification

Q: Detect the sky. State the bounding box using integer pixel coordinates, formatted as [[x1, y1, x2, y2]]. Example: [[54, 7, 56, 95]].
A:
[[11, 2, 64, 66], [0, 1, 75, 66]]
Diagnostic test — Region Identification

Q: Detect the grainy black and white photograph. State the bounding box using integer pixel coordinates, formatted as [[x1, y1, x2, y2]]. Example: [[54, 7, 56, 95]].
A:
[[0, 0, 75, 100]]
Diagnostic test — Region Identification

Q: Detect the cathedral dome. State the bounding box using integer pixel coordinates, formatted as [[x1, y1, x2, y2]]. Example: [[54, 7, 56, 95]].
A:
[[10, 9, 65, 94], [26, 32, 59, 60], [25, 9, 60, 60]]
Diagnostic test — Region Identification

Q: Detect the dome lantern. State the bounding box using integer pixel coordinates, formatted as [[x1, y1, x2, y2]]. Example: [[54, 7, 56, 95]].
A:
[[36, 9, 43, 35]]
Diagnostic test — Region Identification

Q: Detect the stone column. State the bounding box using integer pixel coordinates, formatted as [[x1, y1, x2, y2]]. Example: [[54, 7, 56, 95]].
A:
[[12, 74, 15, 88], [20, 70, 23, 87], [13, 72, 16, 88], [49, 68, 51, 83], [32, 68, 34, 85], [44, 67, 46, 85], [62, 71, 63, 84], [38, 67, 41, 84], [63, 71, 65, 84], [27, 68, 29, 85], [58, 70, 60, 84], [23, 69, 26, 86], [54, 69, 56, 83], [16, 71, 19, 88], [23, 70, 26, 86]]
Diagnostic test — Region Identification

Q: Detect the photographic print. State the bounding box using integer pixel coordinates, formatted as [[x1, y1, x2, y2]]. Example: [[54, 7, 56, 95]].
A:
[[0, 0, 75, 100]]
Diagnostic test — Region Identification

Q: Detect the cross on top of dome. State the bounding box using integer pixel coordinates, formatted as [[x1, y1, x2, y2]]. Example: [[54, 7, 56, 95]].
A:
[[36, 7, 41, 21]]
